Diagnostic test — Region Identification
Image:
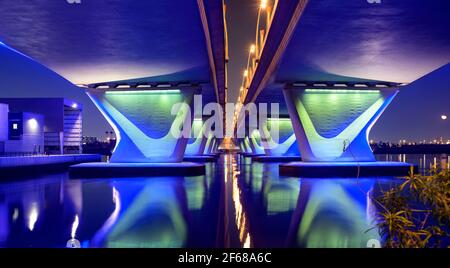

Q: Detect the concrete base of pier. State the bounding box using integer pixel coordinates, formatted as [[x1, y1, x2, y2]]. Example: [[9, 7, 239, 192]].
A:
[[279, 161, 416, 178], [252, 156, 302, 163], [0, 154, 101, 177], [184, 155, 218, 162], [69, 162, 206, 178]]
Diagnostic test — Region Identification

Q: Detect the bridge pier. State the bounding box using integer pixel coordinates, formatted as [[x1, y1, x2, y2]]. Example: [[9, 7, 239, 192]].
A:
[[205, 136, 221, 155], [238, 138, 251, 154], [184, 118, 218, 162], [279, 87, 415, 176], [86, 88, 197, 163], [185, 118, 209, 156], [70, 88, 206, 177], [249, 129, 265, 155], [252, 117, 301, 162], [283, 87, 398, 162]]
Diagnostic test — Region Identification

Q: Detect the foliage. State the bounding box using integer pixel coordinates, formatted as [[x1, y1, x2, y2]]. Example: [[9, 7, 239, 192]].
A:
[[374, 166, 450, 248]]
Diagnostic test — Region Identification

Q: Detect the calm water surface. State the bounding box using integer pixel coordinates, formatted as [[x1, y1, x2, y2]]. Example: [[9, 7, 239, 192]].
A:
[[0, 154, 446, 248]]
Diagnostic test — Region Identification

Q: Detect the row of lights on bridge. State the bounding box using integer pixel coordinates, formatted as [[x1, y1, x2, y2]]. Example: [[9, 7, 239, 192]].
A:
[[232, 0, 276, 129]]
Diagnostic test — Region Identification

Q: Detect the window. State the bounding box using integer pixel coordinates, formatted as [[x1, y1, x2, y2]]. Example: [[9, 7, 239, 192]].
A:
[[12, 123, 18, 130]]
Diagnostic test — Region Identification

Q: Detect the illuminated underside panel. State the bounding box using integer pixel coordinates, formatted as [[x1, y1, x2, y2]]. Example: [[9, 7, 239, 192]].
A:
[[261, 118, 300, 157], [284, 88, 398, 162], [87, 89, 195, 163]]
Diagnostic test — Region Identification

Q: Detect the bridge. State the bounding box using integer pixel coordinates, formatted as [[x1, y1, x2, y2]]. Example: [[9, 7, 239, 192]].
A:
[[0, 0, 227, 174], [1, 0, 450, 177], [235, 0, 450, 175]]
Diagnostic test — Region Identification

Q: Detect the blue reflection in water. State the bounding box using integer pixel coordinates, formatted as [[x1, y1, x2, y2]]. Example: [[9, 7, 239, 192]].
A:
[[236, 156, 402, 248], [0, 155, 420, 248], [0, 163, 222, 248]]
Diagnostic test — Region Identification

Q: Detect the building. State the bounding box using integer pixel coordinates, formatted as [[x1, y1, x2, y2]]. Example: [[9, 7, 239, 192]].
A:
[[0, 103, 8, 153], [82, 136, 99, 145], [5, 111, 45, 154], [0, 98, 82, 154]]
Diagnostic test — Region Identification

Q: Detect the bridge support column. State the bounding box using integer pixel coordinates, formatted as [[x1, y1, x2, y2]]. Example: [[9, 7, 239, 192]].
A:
[[86, 88, 196, 163], [260, 117, 300, 157], [283, 87, 399, 162], [251, 117, 302, 162], [183, 118, 219, 162], [249, 130, 265, 155], [238, 138, 251, 154], [205, 136, 220, 154], [185, 118, 209, 156]]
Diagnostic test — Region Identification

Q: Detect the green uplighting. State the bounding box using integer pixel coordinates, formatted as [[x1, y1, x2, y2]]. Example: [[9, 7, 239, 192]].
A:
[[105, 89, 181, 95], [305, 89, 380, 93]]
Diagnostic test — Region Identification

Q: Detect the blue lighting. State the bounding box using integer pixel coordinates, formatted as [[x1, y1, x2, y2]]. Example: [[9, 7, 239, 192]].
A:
[[285, 88, 399, 162], [87, 89, 195, 163]]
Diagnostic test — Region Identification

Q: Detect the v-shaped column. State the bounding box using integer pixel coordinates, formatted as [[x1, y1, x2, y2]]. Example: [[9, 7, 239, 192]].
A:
[[283, 87, 398, 162], [87, 88, 197, 163]]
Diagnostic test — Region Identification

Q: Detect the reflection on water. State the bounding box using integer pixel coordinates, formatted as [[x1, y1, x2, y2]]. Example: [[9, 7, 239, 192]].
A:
[[0, 163, 221, 248], [0, 154, 434, 248], [376, 154, 449, 172]]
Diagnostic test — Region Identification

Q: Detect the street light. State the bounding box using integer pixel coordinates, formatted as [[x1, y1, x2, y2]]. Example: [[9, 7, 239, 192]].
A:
[[441, 115, 447, 120]]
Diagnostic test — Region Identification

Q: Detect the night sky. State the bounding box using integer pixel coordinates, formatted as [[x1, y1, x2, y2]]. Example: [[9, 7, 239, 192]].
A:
[[0, 0, 448, 142]]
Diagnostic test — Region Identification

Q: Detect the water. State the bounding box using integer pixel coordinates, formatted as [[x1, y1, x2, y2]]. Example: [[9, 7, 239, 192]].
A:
[[375, 153, 450, 173], [0, 154, 446, 248]]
